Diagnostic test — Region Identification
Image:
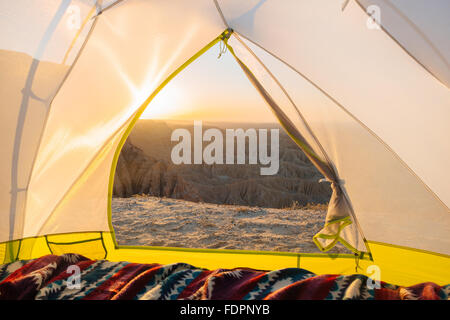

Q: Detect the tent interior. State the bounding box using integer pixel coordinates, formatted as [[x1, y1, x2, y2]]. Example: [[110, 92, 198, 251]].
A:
[[0, 0, 449, 289]]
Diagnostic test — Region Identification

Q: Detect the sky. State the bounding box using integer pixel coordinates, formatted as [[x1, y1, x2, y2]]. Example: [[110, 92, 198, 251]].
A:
[[140, 42, 277, 123]]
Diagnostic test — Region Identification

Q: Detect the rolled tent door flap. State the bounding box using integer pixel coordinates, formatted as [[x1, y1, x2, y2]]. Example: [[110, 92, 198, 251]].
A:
[[226, 36, 367, 254]]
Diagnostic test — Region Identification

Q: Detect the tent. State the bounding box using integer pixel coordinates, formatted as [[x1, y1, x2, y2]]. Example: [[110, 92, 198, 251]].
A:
[[0, 0, 449, 287]]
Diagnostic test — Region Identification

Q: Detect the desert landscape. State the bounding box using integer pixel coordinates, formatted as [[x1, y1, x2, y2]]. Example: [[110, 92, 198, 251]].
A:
[[112, 119, 341, 253], [113, 120, 331, 207], [111, 195, 348, 253]]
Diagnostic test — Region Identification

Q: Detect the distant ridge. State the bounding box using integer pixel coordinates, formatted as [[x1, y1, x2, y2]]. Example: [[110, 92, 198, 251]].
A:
[[113, 120, 331, 208]]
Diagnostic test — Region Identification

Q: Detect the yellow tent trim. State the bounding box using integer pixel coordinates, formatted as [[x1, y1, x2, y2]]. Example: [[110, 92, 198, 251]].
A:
[[312, 217, 360, 255], [1, 231, 448, 286]]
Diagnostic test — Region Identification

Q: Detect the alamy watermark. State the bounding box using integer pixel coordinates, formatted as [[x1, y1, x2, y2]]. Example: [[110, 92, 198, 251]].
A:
[[366, 5, 381, 30], [366, 264, 381, 289], [65, 264, 81, 289], [66, 5, 81, 30], [171, 121, 279, 175]]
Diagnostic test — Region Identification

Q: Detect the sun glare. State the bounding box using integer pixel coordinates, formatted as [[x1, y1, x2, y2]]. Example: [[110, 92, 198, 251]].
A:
[[141, 83, 184, 119], [137, 41, 278, 123]]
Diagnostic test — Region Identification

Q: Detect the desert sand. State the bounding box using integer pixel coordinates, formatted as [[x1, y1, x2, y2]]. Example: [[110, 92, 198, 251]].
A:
[[112, 195, 346, 253]]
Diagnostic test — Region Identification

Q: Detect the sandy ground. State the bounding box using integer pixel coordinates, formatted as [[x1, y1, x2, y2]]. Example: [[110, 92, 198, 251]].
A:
[[111, 195, 347, 254]]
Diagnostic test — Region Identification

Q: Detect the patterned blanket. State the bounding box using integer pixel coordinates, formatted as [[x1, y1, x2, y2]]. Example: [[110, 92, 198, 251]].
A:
[[0, 254, 448, 300]]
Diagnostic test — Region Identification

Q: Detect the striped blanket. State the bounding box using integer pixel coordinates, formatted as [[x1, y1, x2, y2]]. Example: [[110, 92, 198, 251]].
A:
[[0, 254, 448, 300]]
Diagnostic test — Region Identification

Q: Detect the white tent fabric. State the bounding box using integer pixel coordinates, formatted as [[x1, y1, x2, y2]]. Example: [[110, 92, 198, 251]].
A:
[[218, 0, 450, 255], [357, 0, 450, 88], [230, 35, 448, 254], [0, 0, 99, 241], [0, 0, 449, 257]]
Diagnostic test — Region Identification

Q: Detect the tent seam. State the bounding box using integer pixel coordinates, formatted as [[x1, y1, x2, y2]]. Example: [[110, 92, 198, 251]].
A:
[[213, 0, 229, 28]]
